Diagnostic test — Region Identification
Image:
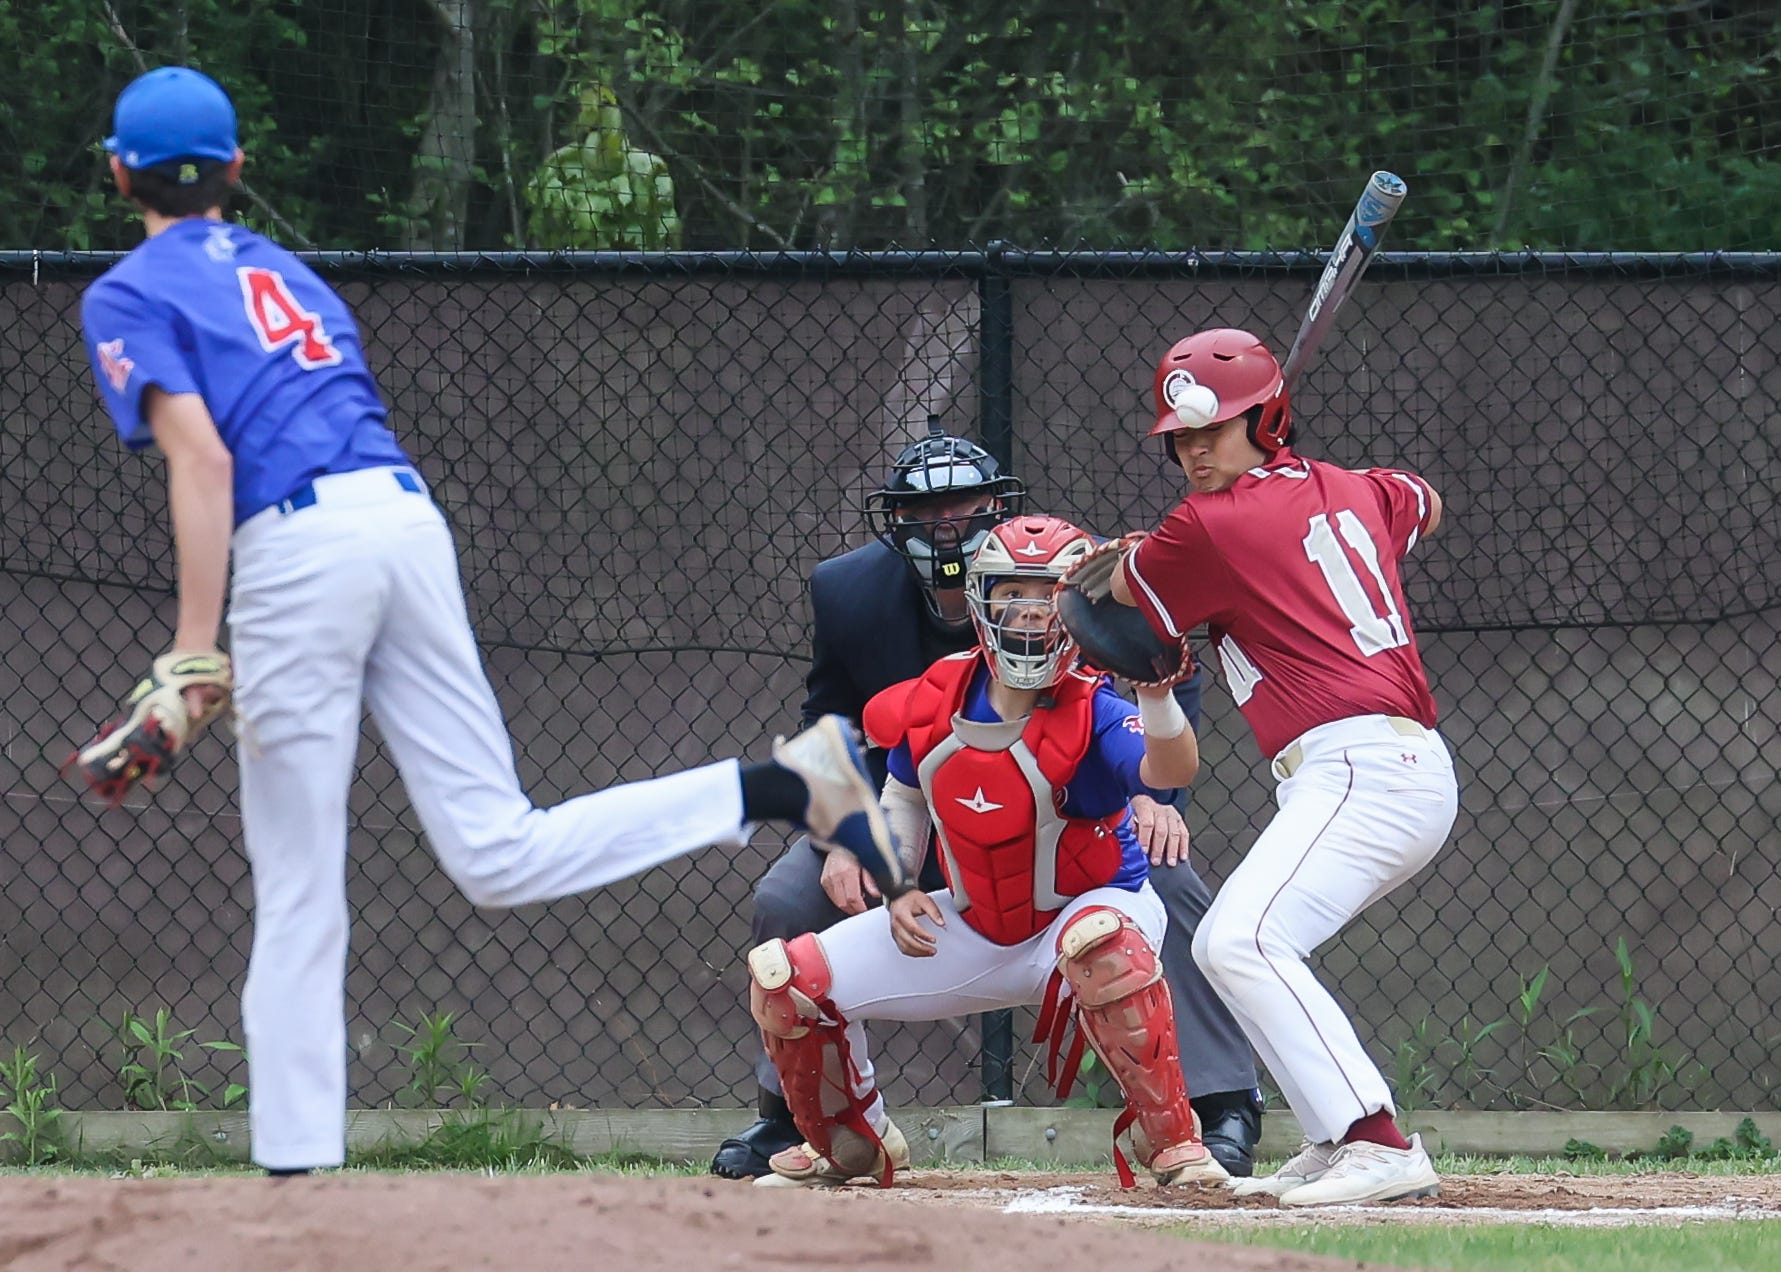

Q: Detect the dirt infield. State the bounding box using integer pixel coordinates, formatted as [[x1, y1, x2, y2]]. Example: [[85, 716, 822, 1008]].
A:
[[0, 1174, 1371, 1271], [2, 1169, 1778, 1270]]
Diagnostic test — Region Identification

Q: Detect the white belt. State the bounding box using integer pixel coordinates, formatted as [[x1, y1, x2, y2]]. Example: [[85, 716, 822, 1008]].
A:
[[1271, 715, 1432, 781]]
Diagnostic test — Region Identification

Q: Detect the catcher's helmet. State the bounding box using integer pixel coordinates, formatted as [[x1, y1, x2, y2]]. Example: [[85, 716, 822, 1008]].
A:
[[1148, 328, 1293, 458], [966, 516, 1094, 690], [865, 423, 1027, 611]]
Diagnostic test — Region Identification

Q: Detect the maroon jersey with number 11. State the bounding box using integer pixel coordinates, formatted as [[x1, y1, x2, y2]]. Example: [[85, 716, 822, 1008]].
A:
[[1124, 449, 1439, 760]]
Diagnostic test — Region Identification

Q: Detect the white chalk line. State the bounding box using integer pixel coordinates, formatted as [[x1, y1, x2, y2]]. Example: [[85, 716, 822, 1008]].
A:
[[1000, 1186, 1781, 1227]]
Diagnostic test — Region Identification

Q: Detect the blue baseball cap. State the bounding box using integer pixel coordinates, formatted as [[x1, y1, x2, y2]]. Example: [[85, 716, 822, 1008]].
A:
[[104, 67, 239, 170]]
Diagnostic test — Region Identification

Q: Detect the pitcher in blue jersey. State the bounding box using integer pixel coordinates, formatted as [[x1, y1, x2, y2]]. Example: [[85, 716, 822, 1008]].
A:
[[78, 66, 905, 1175]]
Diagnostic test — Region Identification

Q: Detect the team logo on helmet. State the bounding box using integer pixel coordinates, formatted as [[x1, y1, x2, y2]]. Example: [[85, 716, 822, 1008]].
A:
[[1149, 328, 1293, 450], [1161, 368, 1223, 428], [1160, 368, 1197, 408]]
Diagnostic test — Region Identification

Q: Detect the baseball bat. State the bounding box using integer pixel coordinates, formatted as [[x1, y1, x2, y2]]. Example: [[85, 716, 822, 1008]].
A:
[[1279, 170, 1408, 392]]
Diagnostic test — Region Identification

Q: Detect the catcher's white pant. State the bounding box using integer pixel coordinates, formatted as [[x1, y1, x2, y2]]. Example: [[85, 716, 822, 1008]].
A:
[[228, 467, 750, 1169], [810, 881, 1167, 1119], [1191, 714, 1458, 1145]]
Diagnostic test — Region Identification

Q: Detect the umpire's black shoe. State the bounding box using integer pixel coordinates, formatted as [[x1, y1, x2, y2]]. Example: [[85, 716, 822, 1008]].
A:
[[1194, 1089, 1264, 1178], [711, 1090, 802, 1180]]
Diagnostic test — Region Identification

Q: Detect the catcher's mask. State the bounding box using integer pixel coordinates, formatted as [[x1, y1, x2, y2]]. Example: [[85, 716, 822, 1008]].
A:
[[966, 516, 1095, 690], [865, 422, 1026, 618], [1148, 328, 1294, 464]]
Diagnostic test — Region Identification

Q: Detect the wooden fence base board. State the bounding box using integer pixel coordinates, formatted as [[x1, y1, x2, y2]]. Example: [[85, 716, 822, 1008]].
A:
[[16, 1107, 1780, 1167]]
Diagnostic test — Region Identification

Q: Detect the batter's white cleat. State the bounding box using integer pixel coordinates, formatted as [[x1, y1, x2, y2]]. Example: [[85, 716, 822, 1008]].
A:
[[752, 1119, 911, 1189], [772, 715, 907, 897], [1276, 1134, 1439, 1207], [1227, 1138, 1339, 1198]]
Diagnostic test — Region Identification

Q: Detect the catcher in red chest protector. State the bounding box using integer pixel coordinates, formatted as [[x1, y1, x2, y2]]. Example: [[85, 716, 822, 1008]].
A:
[[747, 515, 1226, 1189]]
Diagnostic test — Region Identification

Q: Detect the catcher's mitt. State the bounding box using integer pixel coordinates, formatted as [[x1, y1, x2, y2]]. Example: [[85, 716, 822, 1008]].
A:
[[64, 651, 233, 805], [1055, 535, 1195, 689]]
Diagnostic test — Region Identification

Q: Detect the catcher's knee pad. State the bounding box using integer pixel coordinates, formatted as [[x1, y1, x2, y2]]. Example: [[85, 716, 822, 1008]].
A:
[[1057, 907, 1203, 1175], [748, 933, 833, 1041], [747, 936, 890, 1183]]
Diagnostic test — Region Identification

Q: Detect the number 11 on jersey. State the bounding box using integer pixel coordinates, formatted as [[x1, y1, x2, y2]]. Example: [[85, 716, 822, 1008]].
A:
[[1302, 511, 1409, 656]]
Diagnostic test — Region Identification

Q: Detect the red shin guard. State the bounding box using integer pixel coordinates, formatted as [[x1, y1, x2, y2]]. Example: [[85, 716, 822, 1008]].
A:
[[1057, 907, 1205, 1186], [747, 934, 893, 1185]]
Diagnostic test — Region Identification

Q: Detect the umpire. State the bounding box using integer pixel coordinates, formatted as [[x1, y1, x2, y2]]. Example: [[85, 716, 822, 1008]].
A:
[[712, 427, 1264, 1178]]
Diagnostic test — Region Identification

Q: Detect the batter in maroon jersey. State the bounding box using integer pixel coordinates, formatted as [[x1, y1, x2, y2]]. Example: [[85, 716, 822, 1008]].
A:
[[1110, 327, 1460, 1208]]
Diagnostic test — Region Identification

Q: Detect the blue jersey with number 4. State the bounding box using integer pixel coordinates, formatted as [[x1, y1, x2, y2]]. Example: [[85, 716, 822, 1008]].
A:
[[80, 219, 411, 524]]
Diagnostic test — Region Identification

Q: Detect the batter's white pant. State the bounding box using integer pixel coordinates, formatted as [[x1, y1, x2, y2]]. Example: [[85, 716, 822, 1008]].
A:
[[228, 468, 749, 1169], [811, 882, 1167, 1120], [1191, 714, 1458, 1145]]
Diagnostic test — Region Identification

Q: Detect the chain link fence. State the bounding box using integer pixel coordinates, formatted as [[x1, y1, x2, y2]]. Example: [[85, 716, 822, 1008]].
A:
[[1, 249, 1777, 1117]]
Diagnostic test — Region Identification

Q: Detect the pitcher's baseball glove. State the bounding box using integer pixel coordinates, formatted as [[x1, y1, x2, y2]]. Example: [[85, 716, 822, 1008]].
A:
[[65, 651, 233, 804], [1055, 535, 1195, 689]]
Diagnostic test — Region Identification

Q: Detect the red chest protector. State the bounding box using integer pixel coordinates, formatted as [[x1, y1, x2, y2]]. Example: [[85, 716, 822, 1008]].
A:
[[863, 652, 1126, 945]]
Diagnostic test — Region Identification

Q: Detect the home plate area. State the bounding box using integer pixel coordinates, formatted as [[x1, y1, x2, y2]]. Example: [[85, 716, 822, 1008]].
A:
[[876, 1167, 1781, 1228]]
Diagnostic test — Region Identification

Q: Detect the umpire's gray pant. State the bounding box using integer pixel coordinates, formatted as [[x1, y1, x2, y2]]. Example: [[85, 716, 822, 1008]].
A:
[[746, 838, 1259, 1099]]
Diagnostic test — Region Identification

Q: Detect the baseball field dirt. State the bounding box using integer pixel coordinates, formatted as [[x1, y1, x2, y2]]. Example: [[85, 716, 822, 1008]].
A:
[[3, 1169, 1779, 1268], [0, 1172, 1365, 1271]]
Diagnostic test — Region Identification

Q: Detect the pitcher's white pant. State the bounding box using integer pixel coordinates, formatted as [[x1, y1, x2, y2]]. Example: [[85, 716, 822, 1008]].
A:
[[811, 882, 1166, 1119], [1191, 715, 1458, 1145], [228, 468, 749, 1169]]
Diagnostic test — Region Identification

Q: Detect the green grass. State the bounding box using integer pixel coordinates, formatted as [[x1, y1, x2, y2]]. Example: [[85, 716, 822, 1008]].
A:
[[1431, 1153, 1781, 1177], [1191, 1220, 1781, 1272]]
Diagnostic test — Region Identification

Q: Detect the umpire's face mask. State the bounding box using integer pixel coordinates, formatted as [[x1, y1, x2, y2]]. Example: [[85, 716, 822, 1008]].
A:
[[891, 494, 1001, 598]]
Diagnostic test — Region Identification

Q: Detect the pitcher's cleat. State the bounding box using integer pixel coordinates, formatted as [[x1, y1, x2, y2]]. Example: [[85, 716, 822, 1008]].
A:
[[772, 715, 907, 896]]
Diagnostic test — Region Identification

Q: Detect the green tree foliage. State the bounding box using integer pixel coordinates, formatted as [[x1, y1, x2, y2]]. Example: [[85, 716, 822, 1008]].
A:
[[0, 0, 312, 249], [3, 0, 1777, 251], [524, 84, 680, 247]]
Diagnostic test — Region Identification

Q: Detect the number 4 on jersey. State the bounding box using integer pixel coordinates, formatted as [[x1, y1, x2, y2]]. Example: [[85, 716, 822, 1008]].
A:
[[238, 267, 342, 368]]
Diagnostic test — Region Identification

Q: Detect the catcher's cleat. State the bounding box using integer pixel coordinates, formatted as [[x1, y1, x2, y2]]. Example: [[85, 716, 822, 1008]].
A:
[[752, 1118, 910, 1189], [1149, 1139, 1230, 1186], [771, 715, 907, 897]]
